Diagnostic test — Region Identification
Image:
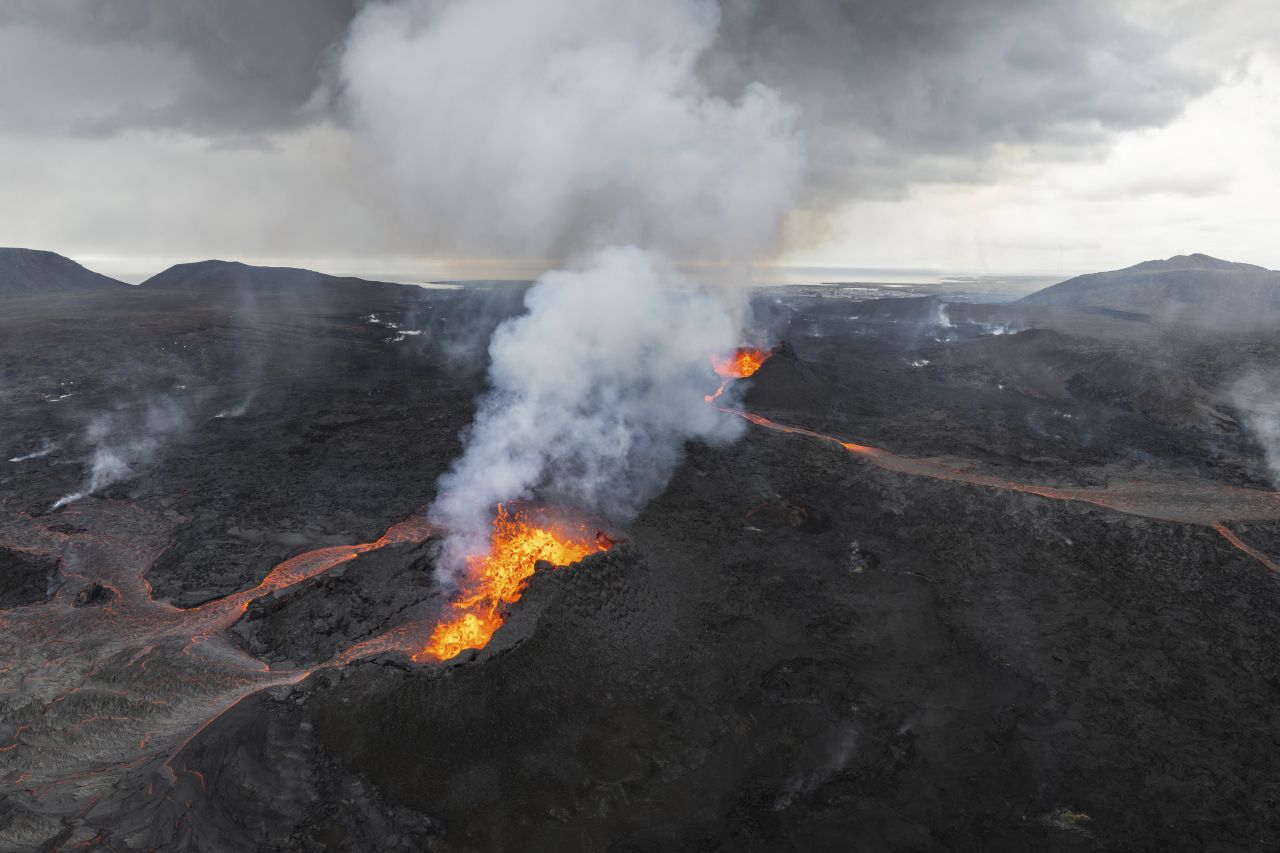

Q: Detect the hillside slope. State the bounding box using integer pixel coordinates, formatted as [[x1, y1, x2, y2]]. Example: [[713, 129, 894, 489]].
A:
[[0, 248, 125, 297], [141, 260, 419, 301], [1022, 254, 1280, 327]]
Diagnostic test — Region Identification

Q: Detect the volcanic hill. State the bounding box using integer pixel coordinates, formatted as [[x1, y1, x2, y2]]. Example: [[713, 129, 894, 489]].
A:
[[141, 259, 421, 301], [0, 248, 125, 297], [1021, 253, 1280, 327]]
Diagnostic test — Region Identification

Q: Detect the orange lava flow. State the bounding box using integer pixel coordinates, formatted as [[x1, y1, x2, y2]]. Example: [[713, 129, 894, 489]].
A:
[[196, 515, 434, 618], [1213, 523, 1280, 573], [417, 505, 611, 662], [725, 408, 1280, 572], [706, 347, 772, 403]]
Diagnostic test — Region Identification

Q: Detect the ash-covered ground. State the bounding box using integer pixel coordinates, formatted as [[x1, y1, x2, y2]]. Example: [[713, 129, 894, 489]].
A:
[[3, 259, 1280, 851]]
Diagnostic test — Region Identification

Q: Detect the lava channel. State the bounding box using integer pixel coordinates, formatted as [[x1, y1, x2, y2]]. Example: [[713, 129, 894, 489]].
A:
[[725, 409, 1280, 572]]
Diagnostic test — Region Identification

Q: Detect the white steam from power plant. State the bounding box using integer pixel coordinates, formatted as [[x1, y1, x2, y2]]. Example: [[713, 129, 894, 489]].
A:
[[339, 0, 805, 570]]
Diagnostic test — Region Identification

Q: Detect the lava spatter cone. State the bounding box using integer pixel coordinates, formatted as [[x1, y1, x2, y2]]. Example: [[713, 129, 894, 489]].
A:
[[705, 345, 775, 403]]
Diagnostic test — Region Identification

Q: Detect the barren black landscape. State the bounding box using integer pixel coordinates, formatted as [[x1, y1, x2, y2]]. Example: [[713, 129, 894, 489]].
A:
[[4, 249, 1280, 851], [4, 1, 1280, 851]]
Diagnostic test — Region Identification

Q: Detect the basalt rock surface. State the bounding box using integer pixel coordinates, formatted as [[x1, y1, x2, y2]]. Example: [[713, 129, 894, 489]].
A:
[[3, 272, 1280, 851], [230, 539, 443, 667], [188, 423, 1280, 851], [0, 546, 58, 608]]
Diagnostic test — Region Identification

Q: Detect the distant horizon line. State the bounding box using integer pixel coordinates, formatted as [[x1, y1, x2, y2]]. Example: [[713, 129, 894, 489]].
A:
[[35, 250, 1086, 287], [23, 244, 1266, 288]]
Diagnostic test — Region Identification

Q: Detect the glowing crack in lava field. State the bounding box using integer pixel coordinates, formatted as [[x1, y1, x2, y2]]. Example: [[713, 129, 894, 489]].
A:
[[723, 410, 1280, 572]]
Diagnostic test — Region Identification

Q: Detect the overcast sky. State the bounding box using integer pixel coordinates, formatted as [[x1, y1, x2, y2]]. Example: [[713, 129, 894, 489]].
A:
[[0, 0, 1275, 281]]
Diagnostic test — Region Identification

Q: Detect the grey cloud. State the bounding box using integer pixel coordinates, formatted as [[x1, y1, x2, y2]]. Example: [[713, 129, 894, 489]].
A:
[[0, 0, 356, 136], [0, 0, 1266, 265], [702, 0, 1220, 203], [1, 1, 1227, 166]]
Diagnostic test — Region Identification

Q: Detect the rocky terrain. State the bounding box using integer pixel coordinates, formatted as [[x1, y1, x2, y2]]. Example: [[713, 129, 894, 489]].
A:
[[2, 252, 1280, 851]]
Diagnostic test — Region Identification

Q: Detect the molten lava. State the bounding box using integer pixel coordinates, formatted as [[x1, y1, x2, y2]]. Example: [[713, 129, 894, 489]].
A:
[[706, 347, 772, 402], [713, 347, 770, 379], [419, 505, 611, 662]]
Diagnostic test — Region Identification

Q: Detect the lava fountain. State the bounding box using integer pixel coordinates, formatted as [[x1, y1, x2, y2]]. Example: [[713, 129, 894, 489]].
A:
[[705, 347, 773, 403], [419, 505, 613, 662]]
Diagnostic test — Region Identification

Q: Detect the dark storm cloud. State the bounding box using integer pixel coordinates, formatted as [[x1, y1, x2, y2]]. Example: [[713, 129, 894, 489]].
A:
[[702, 0, 1219, 202], [0, 0, 356, 137], [0, 0, 1222, 201]]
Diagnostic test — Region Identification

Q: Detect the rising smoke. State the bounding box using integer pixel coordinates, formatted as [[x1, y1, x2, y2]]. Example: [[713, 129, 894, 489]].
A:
[[339, 0, 802, 261], [339, 0, 805, 570], [429, 247, 744, 563], [52, 396, 192, 510], [8, 439, 59, 463], [1231, 372, 1280, 487]]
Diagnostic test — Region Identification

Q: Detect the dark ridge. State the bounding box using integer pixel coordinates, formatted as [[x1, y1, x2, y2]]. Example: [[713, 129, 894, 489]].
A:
[[140, 259, 422, 301], [0, 248, 126, 297]]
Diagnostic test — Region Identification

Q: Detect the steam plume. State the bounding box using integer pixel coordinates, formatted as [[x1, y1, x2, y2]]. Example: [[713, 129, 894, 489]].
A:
[[339, 0, 802, 262], [339, 0, 805, 569], [8, 439, 59, 463], [52, 397, 190, 510], [430, 247, 744, 562], [1232, 373, 1280, 487], [214, 396, 254, 420]]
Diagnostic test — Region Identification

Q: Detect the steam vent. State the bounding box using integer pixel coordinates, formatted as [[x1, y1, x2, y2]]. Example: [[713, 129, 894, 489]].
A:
[[4, 2, 1280, 850]]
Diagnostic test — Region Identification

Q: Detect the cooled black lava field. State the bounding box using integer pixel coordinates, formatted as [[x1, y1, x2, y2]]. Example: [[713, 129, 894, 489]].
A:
[[3, 264, 1280, 852]]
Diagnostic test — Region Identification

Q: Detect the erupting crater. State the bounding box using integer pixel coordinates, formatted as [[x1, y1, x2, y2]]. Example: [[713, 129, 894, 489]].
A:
[[705, 346, 772, 403], [419, 504, 615, 662]]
